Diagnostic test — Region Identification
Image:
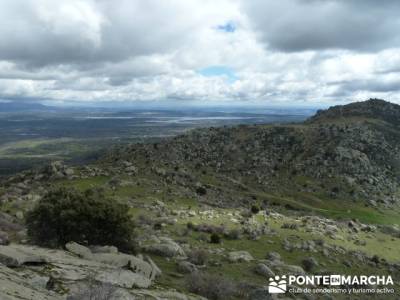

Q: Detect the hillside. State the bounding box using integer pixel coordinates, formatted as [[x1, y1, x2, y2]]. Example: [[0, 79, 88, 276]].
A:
[[105, 98, 400, 210], [0, 99, 399, 299]]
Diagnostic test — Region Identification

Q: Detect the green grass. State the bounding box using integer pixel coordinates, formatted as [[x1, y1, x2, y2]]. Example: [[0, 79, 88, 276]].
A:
[[57, 176, 110, 191]]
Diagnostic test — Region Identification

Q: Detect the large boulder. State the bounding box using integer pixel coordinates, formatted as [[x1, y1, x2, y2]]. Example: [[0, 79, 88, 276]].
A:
[[177, 261, 198, 274], [0, 243, 166, 299], [64, 242, 161, 280], [0, 244, 47, 267], [91, 252, 161, 280], [144, 237, 186, 258], [65, 242, 93, 259]]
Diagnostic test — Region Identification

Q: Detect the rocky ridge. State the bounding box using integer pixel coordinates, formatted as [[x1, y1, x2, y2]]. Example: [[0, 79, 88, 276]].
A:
[[103, 99, 400, 207]]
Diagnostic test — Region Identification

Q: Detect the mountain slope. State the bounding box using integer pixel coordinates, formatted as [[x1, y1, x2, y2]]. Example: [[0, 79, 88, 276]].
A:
[[105, 99, 400, 208]]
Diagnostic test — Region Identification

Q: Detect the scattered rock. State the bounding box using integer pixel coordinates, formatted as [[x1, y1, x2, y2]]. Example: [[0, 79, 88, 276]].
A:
[[0, 231, 9, 245], [144, 237, 186, 258], [177, 261, 198, 274], [254, 263, 275, 277], [302, 257, 319, 272], [266, 252, 281, 261], [66, 242, 93, 259], [228, 251, 254, 263]]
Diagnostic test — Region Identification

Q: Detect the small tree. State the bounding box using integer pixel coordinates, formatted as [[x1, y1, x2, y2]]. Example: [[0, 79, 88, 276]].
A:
[[26, 188, 136, 253], [210, 233, 221, 244]]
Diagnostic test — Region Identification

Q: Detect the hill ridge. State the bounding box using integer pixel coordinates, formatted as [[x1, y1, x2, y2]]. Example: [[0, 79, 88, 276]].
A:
[[307, 98, 400, 125]]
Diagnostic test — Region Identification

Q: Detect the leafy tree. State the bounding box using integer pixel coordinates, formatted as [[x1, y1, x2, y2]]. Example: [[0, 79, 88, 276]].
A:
[[26, 188, 136, 253]]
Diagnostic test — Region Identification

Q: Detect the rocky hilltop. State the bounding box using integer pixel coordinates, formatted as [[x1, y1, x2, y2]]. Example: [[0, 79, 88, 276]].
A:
[[308, 98, 400, 125], [106, 98, 400, 208]]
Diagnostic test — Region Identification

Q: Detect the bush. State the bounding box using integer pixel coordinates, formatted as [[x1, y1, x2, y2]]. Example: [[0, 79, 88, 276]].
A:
[[210, 233, 221, 244], [188, 249, 209, 266], [186, 221, 195, 230], [186, 272, 237, 300], [192, 223, 225, 234], [250, 205, 260, 214], [195, 186, 207, 196], [225, 228, 241, 240], [26, 188, 136, 253]]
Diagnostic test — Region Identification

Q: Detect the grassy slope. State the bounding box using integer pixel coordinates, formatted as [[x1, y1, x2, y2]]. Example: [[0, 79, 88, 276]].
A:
[[56, 174, 400, 299]]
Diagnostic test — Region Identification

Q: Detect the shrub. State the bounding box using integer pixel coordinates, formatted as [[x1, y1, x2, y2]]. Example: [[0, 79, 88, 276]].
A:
[[186, 272, 237, 300], [193, 223, 225, 234], [195, 186, 207, 196], [136, 214, 153, 226], [26, 188, 136, 253], [250, 205, 260, 214], [225, 228, 241, 240], [210, 233, 221, 244], [186, 221, 195, 230], [188, 249, 209, 266]]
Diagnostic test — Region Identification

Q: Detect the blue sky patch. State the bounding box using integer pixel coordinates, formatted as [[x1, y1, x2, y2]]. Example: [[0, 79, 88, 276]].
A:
[[217, 22, 236, 33], [198, 66, 238, 83]]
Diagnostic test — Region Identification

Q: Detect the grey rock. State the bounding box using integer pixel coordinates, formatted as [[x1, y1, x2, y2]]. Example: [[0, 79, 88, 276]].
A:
[[249, 288, 277, 300], [95, 269, 152, 289], [65, 242, 93, 259], [254, 263, 275, 277], [90, 245, 119, 254], [278, 264, 305, 275], [228, 251, 254, 263], [15, 211, 24, 220], [0, 231, 9, 245], [144, 237, 185, 258], [0, 264, 63, 300], [266, 251, 281, 261], [0, 244, 47, 267], [302, 257, 319, 272], [90, 252, 161, 280], [177, 261, 198, 274]]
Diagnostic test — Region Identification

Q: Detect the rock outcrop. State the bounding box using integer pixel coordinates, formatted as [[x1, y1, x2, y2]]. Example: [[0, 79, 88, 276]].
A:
[[0, 243, 188, 300]]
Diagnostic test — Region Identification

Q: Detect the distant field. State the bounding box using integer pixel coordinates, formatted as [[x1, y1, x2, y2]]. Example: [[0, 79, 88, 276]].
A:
[[0, 109, 312, 175]]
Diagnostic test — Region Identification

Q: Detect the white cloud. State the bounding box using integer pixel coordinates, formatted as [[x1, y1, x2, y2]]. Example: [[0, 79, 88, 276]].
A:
[[0, 0, 400, 105]]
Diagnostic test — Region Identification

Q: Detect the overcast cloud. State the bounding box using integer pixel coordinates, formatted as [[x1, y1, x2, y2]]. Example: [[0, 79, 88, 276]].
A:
[[1, 0, 400, 106]]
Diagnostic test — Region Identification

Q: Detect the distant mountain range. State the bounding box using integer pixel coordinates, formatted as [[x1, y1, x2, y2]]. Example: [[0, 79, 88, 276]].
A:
[[0, 101, 48, 112]]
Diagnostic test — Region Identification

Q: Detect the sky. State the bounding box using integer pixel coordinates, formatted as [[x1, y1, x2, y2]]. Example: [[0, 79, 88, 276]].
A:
[[1, 0, 400, 107]]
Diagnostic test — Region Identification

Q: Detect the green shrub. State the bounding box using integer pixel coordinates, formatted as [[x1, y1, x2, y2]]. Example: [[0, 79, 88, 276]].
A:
[[26, 188, 136, 253], [210, 233, 221, 244], [250, 205, 260, 214], [187, 249, 209, 266]]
